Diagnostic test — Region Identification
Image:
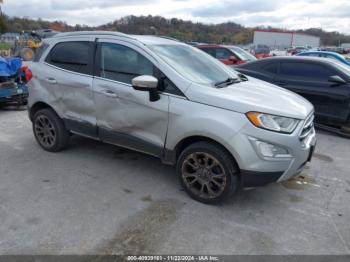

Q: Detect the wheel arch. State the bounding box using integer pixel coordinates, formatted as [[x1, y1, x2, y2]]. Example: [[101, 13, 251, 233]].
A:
[[168, 135, 240, 172], [29, 101, 57, 121]]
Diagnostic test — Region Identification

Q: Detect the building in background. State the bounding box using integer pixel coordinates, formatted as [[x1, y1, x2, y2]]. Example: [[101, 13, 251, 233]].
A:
[[341, 43, 350, 49], [253, 29, 320, 50]]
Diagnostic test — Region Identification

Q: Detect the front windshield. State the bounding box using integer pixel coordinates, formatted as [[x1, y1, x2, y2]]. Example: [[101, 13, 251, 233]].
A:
[[229, 47, 257, 61], [149, 44, 238, 87]]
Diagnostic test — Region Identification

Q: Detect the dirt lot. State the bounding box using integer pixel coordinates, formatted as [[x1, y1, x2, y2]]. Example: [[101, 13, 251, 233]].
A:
[[0, 109, 349, 255]]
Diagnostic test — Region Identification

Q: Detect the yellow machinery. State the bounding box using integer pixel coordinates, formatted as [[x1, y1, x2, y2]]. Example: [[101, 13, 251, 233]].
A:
[[13, 32, 43, 61]]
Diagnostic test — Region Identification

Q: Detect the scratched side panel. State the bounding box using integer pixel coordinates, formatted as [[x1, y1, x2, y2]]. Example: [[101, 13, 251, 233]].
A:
[[30, 63, 96, 127]]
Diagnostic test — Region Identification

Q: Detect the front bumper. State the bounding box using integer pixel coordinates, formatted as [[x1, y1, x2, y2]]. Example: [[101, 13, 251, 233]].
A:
[[227, 115, 316, 187]]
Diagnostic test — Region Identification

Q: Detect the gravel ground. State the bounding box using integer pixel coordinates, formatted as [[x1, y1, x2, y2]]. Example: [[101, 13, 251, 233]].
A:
[[0, 109, 349, 255]]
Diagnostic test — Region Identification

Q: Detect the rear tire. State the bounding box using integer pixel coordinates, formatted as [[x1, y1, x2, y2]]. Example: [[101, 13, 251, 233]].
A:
[[177, 141, 239, 204], [33, 109, 70, 152]]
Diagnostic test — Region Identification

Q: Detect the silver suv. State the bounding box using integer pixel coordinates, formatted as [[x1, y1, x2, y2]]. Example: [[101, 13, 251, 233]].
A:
[[28, 31, 316, 204]]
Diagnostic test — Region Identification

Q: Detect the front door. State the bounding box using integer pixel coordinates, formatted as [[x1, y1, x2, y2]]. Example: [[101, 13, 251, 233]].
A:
[[276, 61, 350, 125], [93, 39, 169, 157]]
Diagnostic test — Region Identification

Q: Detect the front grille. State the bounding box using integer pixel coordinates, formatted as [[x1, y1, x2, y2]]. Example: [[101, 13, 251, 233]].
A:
[[299, 114, 314, 140]]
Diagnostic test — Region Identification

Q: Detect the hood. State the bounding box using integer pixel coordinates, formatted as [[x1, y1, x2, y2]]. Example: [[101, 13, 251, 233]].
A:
[[185, 77, 313, 119]]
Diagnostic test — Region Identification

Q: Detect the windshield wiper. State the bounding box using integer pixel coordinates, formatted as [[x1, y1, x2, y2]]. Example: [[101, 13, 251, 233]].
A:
[[214, 77, 240, 88]]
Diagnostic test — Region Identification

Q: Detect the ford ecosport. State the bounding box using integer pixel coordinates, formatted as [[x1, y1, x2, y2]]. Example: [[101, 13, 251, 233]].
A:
[[28, 31, 316, 204]]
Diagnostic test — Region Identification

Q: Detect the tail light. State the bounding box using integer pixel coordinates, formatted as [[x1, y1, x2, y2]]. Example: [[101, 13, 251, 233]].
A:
[[21, 66, 33, 82]]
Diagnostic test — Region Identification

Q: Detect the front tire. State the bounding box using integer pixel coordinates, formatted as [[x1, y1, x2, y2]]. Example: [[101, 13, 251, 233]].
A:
[[177, 142, 239, 204], [33, 108, 70, 152]]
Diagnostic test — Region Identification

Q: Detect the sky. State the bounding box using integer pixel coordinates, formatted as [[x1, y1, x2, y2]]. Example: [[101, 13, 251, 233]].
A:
[[3, 0, 350, 34]]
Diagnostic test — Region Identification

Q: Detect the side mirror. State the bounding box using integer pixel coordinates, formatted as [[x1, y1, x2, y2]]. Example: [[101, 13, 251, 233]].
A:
[[328, 75, 346, 85], [132, 75, 160, 102], [229, 56, 239, 63]]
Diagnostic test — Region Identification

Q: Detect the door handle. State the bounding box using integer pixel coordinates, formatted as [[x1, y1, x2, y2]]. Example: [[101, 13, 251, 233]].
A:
[[101, 90, 118, 98], [46, 77, 57, 84]]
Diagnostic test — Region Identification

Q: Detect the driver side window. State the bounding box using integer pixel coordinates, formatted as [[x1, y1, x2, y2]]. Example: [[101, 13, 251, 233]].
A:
[[99, 43, 155, 84]]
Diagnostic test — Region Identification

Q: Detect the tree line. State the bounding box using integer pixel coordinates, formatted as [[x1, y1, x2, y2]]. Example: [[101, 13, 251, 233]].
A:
[[1, 14, 349, 46]]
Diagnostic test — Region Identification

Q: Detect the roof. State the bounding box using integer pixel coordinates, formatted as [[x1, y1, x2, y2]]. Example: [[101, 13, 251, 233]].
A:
[[196, 44, 239, 48], [254, 29, 318, 38], [1, 32, 20, 37], [237, 56, 342, 70], [53, 31, 183, 45], [256, 56, 335, 64], [299, 51, 343, 57], [132, 35, 183, 45]]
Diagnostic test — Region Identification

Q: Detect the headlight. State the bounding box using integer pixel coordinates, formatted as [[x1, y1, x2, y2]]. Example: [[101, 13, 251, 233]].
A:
[[246, 112, 299, 133]]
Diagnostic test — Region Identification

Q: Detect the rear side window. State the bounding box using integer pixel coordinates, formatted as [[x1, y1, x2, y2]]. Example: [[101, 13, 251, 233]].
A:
[[45, 41, 91, 75], [99, 43, 155, 84], [280, 62, 336, 81]]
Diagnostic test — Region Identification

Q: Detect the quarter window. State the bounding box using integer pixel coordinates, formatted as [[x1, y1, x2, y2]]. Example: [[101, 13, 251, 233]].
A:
[[100, 43, 155, 84], [46, 41, 91, 74]]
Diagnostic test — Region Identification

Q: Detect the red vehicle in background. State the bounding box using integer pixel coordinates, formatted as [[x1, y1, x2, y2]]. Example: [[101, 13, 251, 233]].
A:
[[196, 44, 257, 66], [255, 53, 272, 59], [249, 44, 272, 59]]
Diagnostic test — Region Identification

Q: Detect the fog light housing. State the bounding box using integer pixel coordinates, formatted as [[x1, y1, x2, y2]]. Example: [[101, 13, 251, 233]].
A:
[[255, 140, 291, 158]]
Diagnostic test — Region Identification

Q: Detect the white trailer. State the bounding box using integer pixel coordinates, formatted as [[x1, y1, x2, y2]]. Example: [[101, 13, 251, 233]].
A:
[[253, 30, 320, 49]]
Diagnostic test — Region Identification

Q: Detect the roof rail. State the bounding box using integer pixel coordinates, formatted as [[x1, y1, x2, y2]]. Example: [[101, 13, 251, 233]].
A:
[[52, 31, 134, 40], [158, 36, 181, 42]]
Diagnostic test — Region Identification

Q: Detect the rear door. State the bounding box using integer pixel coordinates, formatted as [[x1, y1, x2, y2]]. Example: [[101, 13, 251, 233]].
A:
[[44, 37, 97, 137], [275, 61, 350, 125], [92, 39, 169, 157]]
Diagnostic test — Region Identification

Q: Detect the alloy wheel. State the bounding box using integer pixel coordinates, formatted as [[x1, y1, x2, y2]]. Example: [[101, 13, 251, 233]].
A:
[[181, 152, 227, 199], [34, 115, 57, 148]]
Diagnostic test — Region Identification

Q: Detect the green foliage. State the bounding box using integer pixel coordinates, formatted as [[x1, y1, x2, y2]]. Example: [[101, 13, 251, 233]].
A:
[[0, 42, 11, 50], [0, 15, 7, 34], [2, 14, 350, 46]]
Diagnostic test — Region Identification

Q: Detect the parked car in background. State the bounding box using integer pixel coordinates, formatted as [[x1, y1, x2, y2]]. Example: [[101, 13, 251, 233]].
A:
[[28, 31, 315, 204], [270, 49, 288, 56], [287, 46, 308, 55], [0, 57, 30, 106], [297, 51, 350, 67], [320, 46, 349, 54], [249, 44, 271, 59], [197, 44, 257, 66], [236, 56, 350, 130]]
